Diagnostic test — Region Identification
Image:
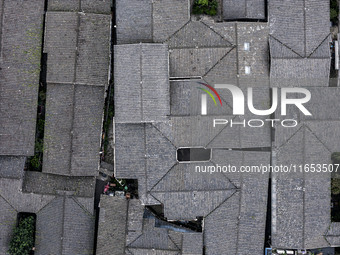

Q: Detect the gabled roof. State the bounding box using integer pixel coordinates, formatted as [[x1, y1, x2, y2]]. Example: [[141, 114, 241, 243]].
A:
[[269, 36, 331, 87], [0, 0, 45, 156], [44, 12, 110, 86], [272, 88, 340, 250], [114, 44, 170, 123], [116, 0, 153, 44], [35, 196, 95, 255], [204, 174, 269, 254], [0, 196, 16, 254], [97, 196, 128, 255], [166, 20, 233, 78], [0, 178, 55, 213], [269, 0, 330, 57], [269, 0, 331, 87], [116, 0, 190, 44], [97, 197, 203, 255], [152, 0, 190, 43], [42, 84, 105, 176]]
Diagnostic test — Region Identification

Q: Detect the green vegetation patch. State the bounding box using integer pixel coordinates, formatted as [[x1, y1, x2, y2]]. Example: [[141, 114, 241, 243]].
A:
[[331, 0, 339, 24], [8, 216, 35, 255], [193, 0, 218, 16]]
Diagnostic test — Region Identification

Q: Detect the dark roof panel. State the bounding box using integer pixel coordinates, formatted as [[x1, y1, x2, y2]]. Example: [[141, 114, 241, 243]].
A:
[[0, 0, 45, 156], [43, 84, 104, 176], [114, 44, 170, 123], [44, 12, 110, 86], [116, 0, 152, 44], [0, 156, 25, 179], [96, 196, 128, 255]]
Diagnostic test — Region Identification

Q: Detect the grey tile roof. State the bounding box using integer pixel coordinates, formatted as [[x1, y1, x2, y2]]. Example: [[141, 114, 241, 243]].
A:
[[182, 233, 203, 255], [114, 44, 170, 123], [115, 123, 177, 203], [152, 0, 190, 43], [166, 21, 232, 48], [97, 197, 203, 255], [97, 196, 128, 255], [223, 0, 266, 20], [43, 84, 105, 176], [128, 218, 180, 252], [275, 88, 340, 150], [114, 3, 273, 255], [0, 178, 55, 213], [325, 222, 340, 247], [150, 150, 270, 221], [272, 177, 331, 249], [48, 0, 111, 14], [270, 59, 330, 87], [272, 87, 339, 249], [269, 0, 330, 57], [0, 0, 44, 156], [47, 0, 79, 12], [35, 196, 64, 255], [169, 47, 232, 78], [126, 199, 145, 246], [0, 156, 25, 179], [0, 196, 16, 255], [269, 0, 331, 88], [165, 20, 233, 78], [44, 12, 110, 86], [44, 12, 78, 83], [22, 171, 96, 198], [204, 174, 269, 255], [203, 22, 269, 85], [35, 196, 95, 255], [116, 0, 153, 44]]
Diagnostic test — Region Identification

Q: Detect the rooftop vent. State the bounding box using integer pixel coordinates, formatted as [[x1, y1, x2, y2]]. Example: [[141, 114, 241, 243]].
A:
[[244, 42, 250, 51], [245, 66, 251, 75], [177, 148, 211, 162]]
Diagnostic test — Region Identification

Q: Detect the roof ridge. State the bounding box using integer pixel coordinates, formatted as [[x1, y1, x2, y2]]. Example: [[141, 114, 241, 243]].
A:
[[167, 231, 182, 251], [307, 33, 331, 58], [269, 35, 304, 58], [276, 124, 304, 151], [151, 123, 177, 150], [163, 19, 191, 44], [210, 158, 238, 189], [203, 46, 236, 78], [0, 194, 17, 212], [304, 123, 332, 154], [200, 20, 234, 47], [167, 232, 181, 251], [72, 196, 94, 216], [204, 116, 237, 148], [36, 196, 57, 214], [205, 189, 239, 218], [148, 163, 178, 192]]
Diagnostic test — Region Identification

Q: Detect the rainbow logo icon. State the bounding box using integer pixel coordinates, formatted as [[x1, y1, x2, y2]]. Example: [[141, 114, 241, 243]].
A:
[[197, 82, 222, 105]]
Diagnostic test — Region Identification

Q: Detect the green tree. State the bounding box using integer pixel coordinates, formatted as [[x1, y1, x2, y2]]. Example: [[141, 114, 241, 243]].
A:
[[332, 178, 340, 195], [330, 0, 339, 24], [193, 0, 218, 16], [8, 216, 35, 255]]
